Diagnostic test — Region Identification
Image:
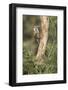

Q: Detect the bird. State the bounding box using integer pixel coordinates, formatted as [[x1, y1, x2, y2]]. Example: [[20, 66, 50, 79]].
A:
[[33, 25, 40, 45]]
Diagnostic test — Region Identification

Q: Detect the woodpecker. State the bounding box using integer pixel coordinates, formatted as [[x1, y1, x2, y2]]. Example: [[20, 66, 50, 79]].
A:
[[33, 25, 40, 45]]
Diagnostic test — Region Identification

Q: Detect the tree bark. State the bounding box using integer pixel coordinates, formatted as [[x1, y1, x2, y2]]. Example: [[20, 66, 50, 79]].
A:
[[36, 16, 49, 62]]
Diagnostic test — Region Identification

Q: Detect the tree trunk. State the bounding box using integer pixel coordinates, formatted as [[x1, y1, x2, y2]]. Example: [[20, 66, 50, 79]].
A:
[[36, 16, 49, 62]]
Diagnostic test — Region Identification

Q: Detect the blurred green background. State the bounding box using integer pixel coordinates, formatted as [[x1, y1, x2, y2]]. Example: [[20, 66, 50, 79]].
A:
[[23, 15, 57, 75]]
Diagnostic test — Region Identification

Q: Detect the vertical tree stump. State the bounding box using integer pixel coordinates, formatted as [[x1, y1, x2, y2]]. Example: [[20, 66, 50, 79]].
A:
[[36, 16, 49, 64]]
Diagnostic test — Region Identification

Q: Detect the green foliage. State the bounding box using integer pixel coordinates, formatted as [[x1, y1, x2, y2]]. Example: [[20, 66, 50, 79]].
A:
[[23, 16, 57, 75]]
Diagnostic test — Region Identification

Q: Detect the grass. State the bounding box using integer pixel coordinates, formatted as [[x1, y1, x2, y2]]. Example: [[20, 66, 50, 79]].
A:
[[23, 40, 57, 74]]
